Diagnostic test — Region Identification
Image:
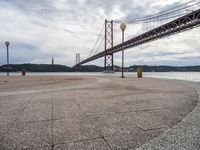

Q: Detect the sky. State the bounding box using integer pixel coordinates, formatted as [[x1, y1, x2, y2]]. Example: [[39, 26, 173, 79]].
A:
[[0, 0, 200, 67]]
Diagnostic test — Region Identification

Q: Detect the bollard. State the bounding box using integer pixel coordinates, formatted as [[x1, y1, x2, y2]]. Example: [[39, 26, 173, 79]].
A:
[[22, 69, 26, 76], [137, 67, 142, 78]]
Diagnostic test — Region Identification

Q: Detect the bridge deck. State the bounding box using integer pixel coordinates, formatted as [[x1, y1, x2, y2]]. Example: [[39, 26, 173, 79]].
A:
[[75, 9, 200, 67]]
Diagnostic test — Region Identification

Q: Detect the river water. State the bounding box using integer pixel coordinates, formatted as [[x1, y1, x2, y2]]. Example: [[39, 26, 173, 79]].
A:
[[0, 72, 200, 82]]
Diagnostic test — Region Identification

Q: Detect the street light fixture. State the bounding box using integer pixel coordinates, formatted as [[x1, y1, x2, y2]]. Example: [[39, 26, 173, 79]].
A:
[[5, 41, 10, 76], [120, 23, 126, 78]]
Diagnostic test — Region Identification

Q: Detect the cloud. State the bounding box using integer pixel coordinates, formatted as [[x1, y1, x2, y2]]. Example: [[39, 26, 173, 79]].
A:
[[0, 0, 199, 67]]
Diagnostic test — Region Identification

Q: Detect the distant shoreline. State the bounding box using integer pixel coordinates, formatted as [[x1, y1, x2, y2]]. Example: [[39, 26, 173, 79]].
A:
[[1, 63, 200, 72], [1, 72, 200, 82]]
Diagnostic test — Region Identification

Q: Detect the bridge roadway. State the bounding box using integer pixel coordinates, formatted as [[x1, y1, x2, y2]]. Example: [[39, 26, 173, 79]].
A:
[[74, 8, 200, 67]]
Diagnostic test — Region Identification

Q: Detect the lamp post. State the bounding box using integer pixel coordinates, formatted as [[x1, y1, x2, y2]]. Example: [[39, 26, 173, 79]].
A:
[[120, 23, 126, 78], [5, 41, 10, 76]]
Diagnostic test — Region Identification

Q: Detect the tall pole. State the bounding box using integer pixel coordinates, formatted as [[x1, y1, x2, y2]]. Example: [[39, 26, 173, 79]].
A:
[[122, 30, 124, 78], [120, 23, 126, 78], [104, 19, 107, 70], [5, 41, 10, 76], [111, 20, 114, 70]]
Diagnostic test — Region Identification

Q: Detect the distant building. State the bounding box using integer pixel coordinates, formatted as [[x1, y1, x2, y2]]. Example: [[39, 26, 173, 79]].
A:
[[76, 53, 80, 65], [52, 57, 54, 65]]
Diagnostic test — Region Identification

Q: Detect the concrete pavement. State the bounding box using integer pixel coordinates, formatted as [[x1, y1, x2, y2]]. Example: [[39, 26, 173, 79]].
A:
[[0, 76, 198, 149]]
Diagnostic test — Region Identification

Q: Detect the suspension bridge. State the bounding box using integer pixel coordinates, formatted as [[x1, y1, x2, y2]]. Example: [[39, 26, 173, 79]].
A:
[[74, 0, 200, 71]]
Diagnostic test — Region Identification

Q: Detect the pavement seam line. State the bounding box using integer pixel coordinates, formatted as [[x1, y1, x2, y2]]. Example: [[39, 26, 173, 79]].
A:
[[72, 98, 88, 117], [72, 97, 111, 149], [101, 136, 113, 150], [53, 136, 104, 146], [0, 103, 27, 145], [51, 78, 54, 150]]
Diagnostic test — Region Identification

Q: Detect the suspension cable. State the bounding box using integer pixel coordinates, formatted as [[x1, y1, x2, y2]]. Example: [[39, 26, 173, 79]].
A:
[[86, 23, 104, 59], [114, 0, 200, 24], [93, 35, 104, 55]]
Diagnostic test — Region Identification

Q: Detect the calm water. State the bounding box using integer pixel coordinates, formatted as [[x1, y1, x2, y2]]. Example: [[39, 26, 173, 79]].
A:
[[0, 72, 200, 82]]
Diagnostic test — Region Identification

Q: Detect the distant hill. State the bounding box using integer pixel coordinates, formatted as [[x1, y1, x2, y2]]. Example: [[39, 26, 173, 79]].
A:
[[0, 64, 103, 72], [1, 63, 200, 72], [129, 65, 200, 72], [0, 64, 73, 72], [74, 65, 103, 72]]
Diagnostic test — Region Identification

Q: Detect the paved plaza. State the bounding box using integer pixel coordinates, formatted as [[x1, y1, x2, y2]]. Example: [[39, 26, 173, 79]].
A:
[[0, 76, 198, 149]]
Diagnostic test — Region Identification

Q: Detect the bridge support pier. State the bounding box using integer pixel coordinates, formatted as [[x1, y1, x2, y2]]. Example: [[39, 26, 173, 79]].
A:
[[104, 19, 114, 72]]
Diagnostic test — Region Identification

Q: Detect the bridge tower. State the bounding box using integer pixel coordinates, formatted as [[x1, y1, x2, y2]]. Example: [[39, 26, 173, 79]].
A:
[[76, 53, 80, 65], [104, 19, 114, 71]]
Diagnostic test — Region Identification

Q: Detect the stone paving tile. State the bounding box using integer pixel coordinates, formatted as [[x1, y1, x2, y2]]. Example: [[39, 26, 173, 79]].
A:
[[180, 138, 200, 150], [197, 101, 200, 108], [19, 99, 51, 123], [53, 98, 84, 120], [119, 109, 178, 131], [0, 123, 13, 141], [182, 106, 200, 127], [75, 98, 115, 116], [136, 135, 174, 150], [167, 103, 196, 121], [0, 101, 27, 141], [95, 89, 137, 98], [53, 117, 101, 145], [54, 138, 111, 150], [137, 82, 200, 150], [89, 113, 166, 149], [136, 144, 167, 150], [137, 121, 200, 150], [106, 129, 166, 150], [0, 100, 26, 122], [20, 145, 52, 150], [0, 121, 52, 149], [136, 129, 166, 146], [104, 133, 140, 150], [99, 92, 195, 114], [99, 95, 166, 113], [161, 122, 200, 145], [52, 90, 75, 100], [88, 90, 136, 100], [88, 113, 132, 136], [0, 112, 19, 125], [166, 144, 184, 150]]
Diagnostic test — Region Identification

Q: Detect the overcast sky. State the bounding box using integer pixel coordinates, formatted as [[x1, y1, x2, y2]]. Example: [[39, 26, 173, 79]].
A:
[[0, 0, 200, 67]]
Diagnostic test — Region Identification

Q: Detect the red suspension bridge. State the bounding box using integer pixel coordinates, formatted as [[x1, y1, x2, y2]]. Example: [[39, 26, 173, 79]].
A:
[[74, 0, 200, 71]]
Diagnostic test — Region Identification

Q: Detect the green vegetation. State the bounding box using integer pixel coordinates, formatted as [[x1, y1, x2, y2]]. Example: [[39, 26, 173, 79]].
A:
[[0, 64, 103, 72], [74, 65, 103, 72], [129, 65, 200, 72], [0, 64, 73, 72]]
